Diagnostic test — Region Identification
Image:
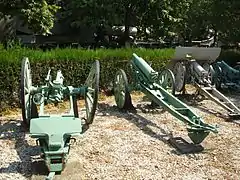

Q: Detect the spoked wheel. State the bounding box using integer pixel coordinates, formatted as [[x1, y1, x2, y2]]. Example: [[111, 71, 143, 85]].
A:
[[113, 69, 132, 109], [172, 61, 186, 92], [20, 57, 38, 128], [158, 69, 176, 95], [202, 63, 215, 85], [84, 60, 100, 125]]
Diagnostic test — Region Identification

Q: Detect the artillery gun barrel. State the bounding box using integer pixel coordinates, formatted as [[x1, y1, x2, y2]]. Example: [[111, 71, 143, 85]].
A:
[[191, 61, 207, 77], [132, 53, 156, 82]]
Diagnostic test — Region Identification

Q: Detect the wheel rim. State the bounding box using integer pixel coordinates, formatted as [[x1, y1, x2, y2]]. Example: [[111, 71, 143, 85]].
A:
[[113, 69, 130, 109], [159, 69, 176, 95], [20, 57, 32, 127], [173, 62, 186, 92], [84, 60, 100, 125]]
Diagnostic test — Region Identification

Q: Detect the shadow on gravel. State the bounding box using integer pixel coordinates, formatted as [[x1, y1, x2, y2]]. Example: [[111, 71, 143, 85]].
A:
[[176, 92, 240, 124], [0, 120, 48, 178], [97, 102, 203, 154], [176, 94, 229, 118]]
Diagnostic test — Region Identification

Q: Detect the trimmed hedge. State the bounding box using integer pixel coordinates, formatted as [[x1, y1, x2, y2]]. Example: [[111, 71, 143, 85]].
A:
[[0, 47, 175, 111], [0, 46, 239, 112]]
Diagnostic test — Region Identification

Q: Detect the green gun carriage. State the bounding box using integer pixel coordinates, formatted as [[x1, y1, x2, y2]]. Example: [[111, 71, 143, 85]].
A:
[[20, 57, 100, 180], [211, 60, 240, 91], [113, 53, 218, 145]]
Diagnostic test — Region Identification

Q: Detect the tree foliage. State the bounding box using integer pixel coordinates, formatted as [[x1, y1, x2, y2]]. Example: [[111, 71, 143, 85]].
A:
[[0, 0, 240, 44], [0, 0, 60, 34], [175, 0, 240, 43]]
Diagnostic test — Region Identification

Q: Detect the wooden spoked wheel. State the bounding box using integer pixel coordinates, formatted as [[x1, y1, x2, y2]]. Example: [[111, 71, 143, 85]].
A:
[[20, 57, 38, 128], [84, 60, 100, 125], [158, 69, 176, 95], [172, 62, 186, 92], [113, 69, 132, 109]]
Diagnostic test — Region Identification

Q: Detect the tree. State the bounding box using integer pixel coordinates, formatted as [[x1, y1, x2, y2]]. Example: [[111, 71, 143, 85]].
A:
[[59, 0, 120, 28], [0, 0, 60, 35], [209, 0, 240, 44], [58, 0, 194, 45], [172, 0, 240, 45]]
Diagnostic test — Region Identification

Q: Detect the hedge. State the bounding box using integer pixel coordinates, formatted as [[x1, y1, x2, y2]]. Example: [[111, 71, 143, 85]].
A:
[[0, 47, 175, 111], [0, 46, 239, 112]]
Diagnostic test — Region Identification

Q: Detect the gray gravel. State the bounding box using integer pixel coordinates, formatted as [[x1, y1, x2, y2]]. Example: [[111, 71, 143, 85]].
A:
[[0, 92, 240, 180]]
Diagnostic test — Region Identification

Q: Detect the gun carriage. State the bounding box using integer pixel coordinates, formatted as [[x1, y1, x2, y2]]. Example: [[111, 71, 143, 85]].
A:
[[113, 53, 218, 145], [20, 57, 100, 180], [170, 47, 240, 118], [211, 60, 240, 91]]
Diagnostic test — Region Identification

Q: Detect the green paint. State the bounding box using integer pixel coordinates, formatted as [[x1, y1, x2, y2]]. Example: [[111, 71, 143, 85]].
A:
[[114, 53, 218, 144], [20, 58, 100, 180]]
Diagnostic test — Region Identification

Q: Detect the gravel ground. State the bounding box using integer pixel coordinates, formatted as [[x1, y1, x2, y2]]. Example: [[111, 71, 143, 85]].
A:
[[0, 90, 240, 180]]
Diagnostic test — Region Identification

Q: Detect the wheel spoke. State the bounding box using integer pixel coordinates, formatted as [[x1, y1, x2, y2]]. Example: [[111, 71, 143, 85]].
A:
[[84, 61, 99, 125], [86, 92, 94, 105], [158, 69, 176, 95], [113, 69, 131, 109]]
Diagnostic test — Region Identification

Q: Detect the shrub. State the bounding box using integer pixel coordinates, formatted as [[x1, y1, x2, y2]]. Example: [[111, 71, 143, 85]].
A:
[[1, 46, 239, 112], [0, 47, 175, 111]]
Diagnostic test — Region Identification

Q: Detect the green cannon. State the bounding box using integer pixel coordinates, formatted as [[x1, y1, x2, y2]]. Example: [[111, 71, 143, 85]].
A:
[[113, 53, 218, 145], [211, 60, 240, 91], [20, 57, 100, 180]]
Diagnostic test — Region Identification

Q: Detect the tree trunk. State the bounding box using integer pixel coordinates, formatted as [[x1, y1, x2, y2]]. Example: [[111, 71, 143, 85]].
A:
[[124, 4, 131, 48]]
